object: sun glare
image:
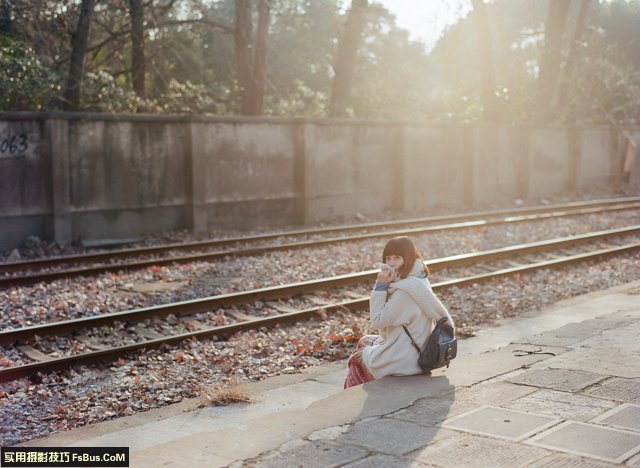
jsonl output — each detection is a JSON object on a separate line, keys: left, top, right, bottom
{"left": 374, "top": 0, "right": 472, "bottom": 50}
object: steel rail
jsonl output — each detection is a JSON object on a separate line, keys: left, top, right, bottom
{"left": 1, "top": 239, "right": 639, "bottom": 383}
{"left": 2, "top": 196, "right": 639, "bottom": 275}
{"left": 2, "top": 223, "right": 640, "bottom": 346}
{"left": 2, "top": 201, "right": 640, "bottom": 288}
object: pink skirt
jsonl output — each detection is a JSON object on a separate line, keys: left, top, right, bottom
{"left": 344, "top": 335, "right": 377, "bottom": 388}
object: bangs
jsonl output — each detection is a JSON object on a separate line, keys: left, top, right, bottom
{"left": 382, "top": 237, "right": 413, "bottom": 260}
{"left": 382, "top": 236, "right": 429, "bottom": 278}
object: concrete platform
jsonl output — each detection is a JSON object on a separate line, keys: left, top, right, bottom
{"left": 20, "top": 280, "right": 640, "bottom": 467}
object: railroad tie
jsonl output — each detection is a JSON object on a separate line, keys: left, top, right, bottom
{"left": 343, "top": 291, "right": 364, "bottom": 299}
{"left": 268, "top": 304, "right": 299, "bottom": 314}
{"left": 181, "top": 318, "right": 206, "bottom": 331}
{"left": 75, "top": 334, "right": 108, "bottom": 351}
{"left": 16, "top": 345, "right": 54, "bottom": 362}
{"left": 133, "top": 325, "right": 164, "bottom": 340}
{"left": 309, "top": 296, "right": 330, "bottom": 305}
{"left": 225, "top": 310, "right": 255, "bottom": 322}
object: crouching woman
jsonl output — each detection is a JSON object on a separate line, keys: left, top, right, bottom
{"left": 344, "top": 236, "right": 453, "bottom": 388}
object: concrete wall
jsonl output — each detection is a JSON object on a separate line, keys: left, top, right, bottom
{"left": 0, "top": 118, "right": 50, "bottom": 249}
{"left": 404, "top": 126, "right": 471, "bottom": 210}
{"left": 472, "top": 126, "right": 523, "bottom": 202}
{"left": 578, "top": 128, "right": 617, "bottom": 189}
{"left": 0, "top": 112, "right": 636, "bottom": 251}
{"left": 191, "top": 121, "right": 299, "bottom": 229}
{"left": 68, "top": 120, "right": 191, "bottom": 240}
{"left": 620, "top": 128, "right": 640, "bottom": 187}
{"left": 303, "top": 123, "right": 400, "bottom": 220}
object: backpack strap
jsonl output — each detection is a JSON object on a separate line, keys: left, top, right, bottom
{"left": 401, "top": 325, "right": 421, "bottom": 355}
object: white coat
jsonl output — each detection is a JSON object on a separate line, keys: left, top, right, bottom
{"left": 361, "top": 259, "right": 453, "bottom": 379}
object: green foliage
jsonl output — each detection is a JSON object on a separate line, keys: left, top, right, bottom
{"left": 157, "top": 79, "right": 226, "bottom": 114}
{"left": 266, "top": 0, "right": 337, "bottom": 116}
{"left": 559, "top": 43, "right": 640, "bottom": 125}
{"left": 572, "top": 0, "right": 640, "bottom": 125}
{"left": 2, "top": 0, "right": 640, "bottom": 124}
{"left": 82, "top": 71, "right": 158, "bottom": 113}
{"left": 267, "top": 80, "right": 328, "bottom": 117}
{"left": 0, "top": 36, "right": 62, "bottom": 110}
{"left": 424, "top": 0, "right": 640, "bottom": 125}
{"left": 82, "top": 71, "right": 229, "bottom": 115}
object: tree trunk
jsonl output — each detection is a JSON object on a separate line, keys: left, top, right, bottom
{"left": 234, "top": 0, "right": 253, "bottom": 113}
{"left": 128, "top": 0, "right": 146, "bottom": 98}
{"left": 62, "top": 0, "right": 95, "bottom": 111}
{"left": 556, "top": 0, "right": 592, "bottom": 107}
{"left": 471, "top": 0, "right": 498, "bottom": 121}
{"left": 0, "top": 1, "right": 12, "bottom": 35}
{"left": 246, "top": 0, "right": 272, "bottom": 115}
{"left": 537, "top": 0, "right": 571, "bottom": 109}
{"left": 328, "top": 0, "right": 368, "bottom": 118}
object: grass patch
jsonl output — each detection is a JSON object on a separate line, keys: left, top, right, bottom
{"left": 197, "top": 382, "right": 252, "bottom": 408}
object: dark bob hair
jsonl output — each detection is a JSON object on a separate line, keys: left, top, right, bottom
{"left": 382, "top": 236, "right": 429, "bottom": 279}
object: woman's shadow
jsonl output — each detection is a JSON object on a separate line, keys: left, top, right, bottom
{"left": 328, "top": 372, "right": 456, "bottom": 466}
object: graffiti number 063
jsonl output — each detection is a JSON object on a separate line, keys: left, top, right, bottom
{"left": 0, "top": 134, "right": 29, "bottom": 155}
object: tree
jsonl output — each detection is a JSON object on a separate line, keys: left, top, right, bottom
{"left": 4, "top": 0, "right": 640, "bottom": 124}
{"left": 562, "top": 0, "right": 640, "bottom": 124}
{"left": 349, "top": 4, "right": 433, "bottom": 121}
{"left": 62, "top": 0, "right": 95, "bottom": 110}
{"left": 246, "top": 0, "right": 272, "bottom": 115}
{"left": 0, "top": 36, "right": 61, "bottom": 111}
{"left": 233, "top": 0, "right": 273, "bottom": 115}
{"left": 471, "top": 0, "right": 499, "bottom": 121}
{"left": 537, "top": 0, "right": 571, "bottom": 111}
{"left": 234, "top": 0, "right": 253, "bottom": 111}
{"left": 555, "top": 0, "right": 592, "bottom": 108}
{"left": 128, "top": 0, "right": 146, "bottom": 98}
{"left": 266, "top": 0, "right": 337, "bottom": 116}
{"left": 328, "top": 0, "right": 368, "bottom": 117}
{"left": 0, "top": 1, "right": 12, "bottom": 35}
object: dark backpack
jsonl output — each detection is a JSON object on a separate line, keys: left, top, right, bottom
{"left": 403, "top": 317, "right": 457, "bottom": 372}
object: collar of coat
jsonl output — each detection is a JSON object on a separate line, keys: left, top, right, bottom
{"left": 387, "top": 259, "right": 435, "bottom": 317}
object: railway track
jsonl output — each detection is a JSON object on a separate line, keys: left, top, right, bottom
{"left": 2, "top": 197, "right": 640, "bottom": 288}
{"left": 1, "top": 224, "right": 639, "bottom": 383}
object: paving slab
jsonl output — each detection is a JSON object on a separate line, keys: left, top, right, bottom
{"left": 528, "top": 452, "right": 620, "bottom": 467}
{"left": 407, "top": 433, "right": 550, "bottom": 467}
{"left": 248, "top": 440, "right": 369, "bottom": 468}
{"left": 341, "top": 454, "right": 427, "bottom": 468}
{"left": 439, "top": 405, "right": 561, "bottom": 441}
{"left": 325, "top": 418, "right": 441, "bottom": 456}
{"left": 526, "top": 421, "right": 640, "bottom": 464}
{"left": 390, "top": 381, "right": 536, "bottom": 426}
{"left": 512, "top": 293, "right": 639, "bottom": 349}
{"left": 583, "top": 377, "right": 640, "bottom": 404}
{"left": 503, "top": 389, "right": 618, "bottom": 421}
{"left": 592, "top": 404, "right": 640, "bottom": 432}
{"left": 533, "top": 319, "right": 640, "bottom": 379}
{"left": 507, "top": 368, "right": 608, "bottom": 392}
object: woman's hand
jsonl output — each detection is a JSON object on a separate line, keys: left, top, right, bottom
{"left": 377, "top": 268, "right": 394, "bottom": 284}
